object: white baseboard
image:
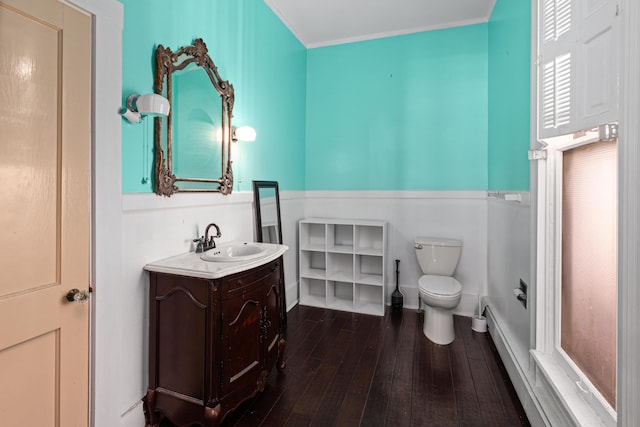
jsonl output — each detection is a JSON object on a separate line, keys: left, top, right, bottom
{"left": 120, "top": 399, "right": 145, "bottom": 427}
{"left": 287, "top": 300, "right": 299, "bottom": 312}
{"left": 485, "top": 305, "right": 549, "bottom": 427}
{"left": 285, "top": 281, "right": 298, "bottom": 312}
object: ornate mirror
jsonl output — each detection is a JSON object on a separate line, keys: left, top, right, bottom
{"left": 154, "top": 38, "right": 234, "bottom": 196}
{"left": 252, "top": 181, "right": 283, "bottom": 244}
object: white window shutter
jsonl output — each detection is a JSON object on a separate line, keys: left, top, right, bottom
{"left": 543, "top": 0, "right": 571, "bottom": 43}
{"left": 538, "top": 0, "right": 620, "bottom": 139}
{"left": 542, "top": 53, "right": 572, "bottom": 130}
{"left": 539, "top": 0, "right": 575, "bottom": 138}
{"left": 542, "top": 60, "right": 556, "bottom": 128}
{"left": 579, "top": 0, "right": 619, "bottom": 125}
{"left": 554, "top": 53, "right": 572, "bottom": 127}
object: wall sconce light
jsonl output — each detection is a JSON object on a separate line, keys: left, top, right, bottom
{"left": 120, "top": 93, "right": 170, "bottom": 123}
{"left": 232, "top": 126, "right": 256, "bottom": 142}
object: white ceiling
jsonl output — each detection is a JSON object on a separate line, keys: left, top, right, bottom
{"left": 264, "top": 0, "right": 496, "bottom": 48}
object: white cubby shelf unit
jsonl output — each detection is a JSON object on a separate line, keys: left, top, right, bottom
{"left": 298, "top": 218, "right": 387, "bottom": 316}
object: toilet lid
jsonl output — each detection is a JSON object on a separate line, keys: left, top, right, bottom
{"left": 418, "top": 275, "right": 462, "bottom": 296}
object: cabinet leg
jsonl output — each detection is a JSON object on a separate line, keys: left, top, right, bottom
{"left": 277, "top": 338, "right": 286, "bottom": 371}
{"left": 142, "top": 390, "right": 160, "bottom": 427}
{"left": 204, "top": 404, "right": 221, "bottom": 427}
{"left": 257, "top": 370, "right": 270, "bottom": 392}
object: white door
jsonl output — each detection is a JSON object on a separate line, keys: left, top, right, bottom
{"left": 0, "top": 0, "right": 91, "bottom": 425}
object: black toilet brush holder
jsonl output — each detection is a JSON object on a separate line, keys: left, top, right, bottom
{"left": 391, "top": 259, "right": 404, "bottom": 311}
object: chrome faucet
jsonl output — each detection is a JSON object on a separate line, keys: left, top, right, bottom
{"left": 193, "top": 223, "right": 222, "bottom": 253}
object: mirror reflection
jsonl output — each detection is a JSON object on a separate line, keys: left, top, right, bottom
{"left": 253, "top": 181, "right": 283, "bottom": 244}
{"left": 154, "top": 38, "right": 234, "bottom": 196}
{"left": 171, "top": 64, "right": 223, "bottom": 185}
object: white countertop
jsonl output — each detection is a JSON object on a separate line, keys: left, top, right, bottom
{"left": 144, "top": 241, "right": 289, "bottom": 279}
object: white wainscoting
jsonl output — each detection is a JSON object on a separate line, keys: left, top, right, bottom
{"left": 485, "top": 193, "right": 551, "bottom": 426}
{"left": 486, "top": 193, "right": 531, "bottom": 367}
{"left": 303, "top": 190, "right": 489, "bottom": 316}
{"left": 111, "top": 189, "right": 531, "bottom": 424}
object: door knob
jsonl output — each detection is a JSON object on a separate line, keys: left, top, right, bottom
{"left": 66, "top": 288, "right": 90, "bottom": 304}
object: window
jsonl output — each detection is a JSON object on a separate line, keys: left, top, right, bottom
{"left": 533, "top": 126, "right": 617, "bottom": 426}
{"left": 535, "top": 0, "right": 620, "bottom": 422}
{"left": 561, "top": 138, "right": 617, "bottom": 408}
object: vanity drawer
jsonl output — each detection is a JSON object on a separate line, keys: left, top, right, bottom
{"left": 220, "top": 259, "right": 280, "bottom": 298}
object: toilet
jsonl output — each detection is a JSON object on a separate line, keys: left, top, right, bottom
{"left": 414, "top": 237, "right": 463, "bottom": 345}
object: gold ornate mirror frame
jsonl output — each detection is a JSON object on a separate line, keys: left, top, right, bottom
{"left": 154, "top": 38, "right": 234, "bottom": 196}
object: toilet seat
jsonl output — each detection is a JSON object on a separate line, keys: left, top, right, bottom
{"left": 418, "top": 275, "right": 462, "bottom": 297}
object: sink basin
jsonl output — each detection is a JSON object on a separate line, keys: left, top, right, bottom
{"left": 200, "top": 242, "right": 267, "bottom": 262}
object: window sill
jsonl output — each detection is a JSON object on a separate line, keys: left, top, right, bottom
{"left": 530, "top": 350, "right": 615, "bottom": 427}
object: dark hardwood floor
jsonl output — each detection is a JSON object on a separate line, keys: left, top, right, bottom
{"left": 167, "top": 305, "right": 530, "bottom": 426}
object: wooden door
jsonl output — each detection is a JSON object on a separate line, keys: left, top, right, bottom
{"left": 0, "top": 0, "right": 91, "bottom": 425}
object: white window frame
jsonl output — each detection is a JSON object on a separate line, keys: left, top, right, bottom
{"left": 617, "top": 2, "right": 640, "bottom": 425}
{"left": 533, "top": 0, "right": 622, "bottom": 422}
{"left": 530, "top": 1, "right": 640, "bottom": 425}
{"left": 532, "top": 126, "right": 617, "bottom": 427}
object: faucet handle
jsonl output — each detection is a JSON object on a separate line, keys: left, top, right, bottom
{"left": 193, "top": 236, "right": 206, "bottom": 253}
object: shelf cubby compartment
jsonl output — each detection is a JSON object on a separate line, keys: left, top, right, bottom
{"left": 327, "top": 252, "right": 354, "bottom": 282}
{"left": 355, "top": 225, "right": 384, "bottom": 256}
{"left": 300, "top": 222, "right": 326, "bottom": 251}
{"left": 327, "top": 281, "right": 354, "bottom": 312}
{"left": 354, "top": 283, "right": 384, "bottom": 316}
{"left": 327, "top": 224, "right": 354, "bottom": 253}
{"left": 355, "top": 254, "right": 383, "bottom": 286}
{"left": 299, "top": 278, "right": 327, "bottom": 308}
{"left": 300, "top": 250, "right": 326, "bottom": 280}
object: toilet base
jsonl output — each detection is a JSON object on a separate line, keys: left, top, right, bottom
{"left": 422, "top": 305, "right": 455, "bottom": 345}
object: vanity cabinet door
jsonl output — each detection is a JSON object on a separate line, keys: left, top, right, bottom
{"left": 146, "top": 273, "right": 213, "bottom": 426}
{"left": 220, "top": 281, "right": 263, "bottom": 402}
{"left": 263, "top": 262, "right": 282, "bottom": 369}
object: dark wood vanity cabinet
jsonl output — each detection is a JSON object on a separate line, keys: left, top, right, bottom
{"left": 143, "top": 257, "right": 286, "bottom": 427}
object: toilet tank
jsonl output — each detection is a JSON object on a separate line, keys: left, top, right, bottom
{"left": 414, "top": 237, "right": 462, "bottom": 276}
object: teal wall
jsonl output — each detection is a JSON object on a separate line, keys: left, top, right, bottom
{"left": 305, "top": 25, "right": 489, "bottom": 190}
{"left": 120, "top": 0, "right": 530, "bottom": 193}
{"left": 488, "top": 0, "right": 531, "bottom": 190}
{"left": 120, "top": 0, "right": 307, "bottom": 192}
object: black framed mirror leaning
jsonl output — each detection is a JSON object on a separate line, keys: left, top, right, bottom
{"left": 252, "top": 180, "right": 283, "bottom": 244}
{"left": 253, "top": 180, "right": 287, "bottom": 325}
{"left": 154, "top": 38, "right": 234, "bottom": 196}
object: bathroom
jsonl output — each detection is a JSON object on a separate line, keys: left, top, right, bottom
{"left": 109, "top": 0, "right": 638, "bottom": 425}
{"left": 4, "top": 0, "right": 637, "bottom": 426}
{"left": 113, "top": 0, "right": 531, "bottom": 424}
